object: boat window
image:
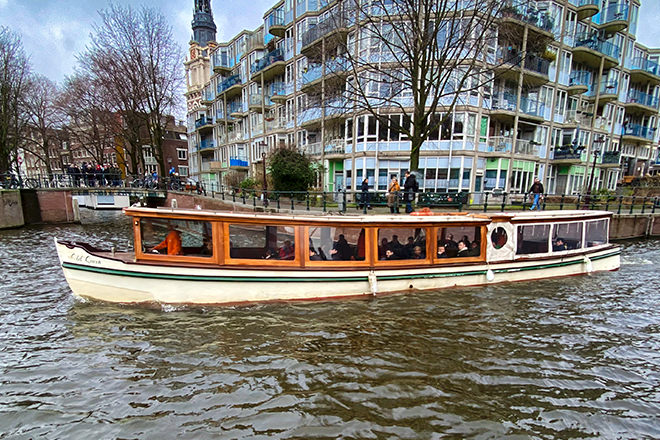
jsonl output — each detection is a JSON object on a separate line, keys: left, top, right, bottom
{"left": 229, "top": 224, "right": 296, "bottom": 260}
{"left": 585, "top": 219, "right": 608, "bottom": 247}
{"left": 141, "top": 219, "right": 213, "bottom": 257}
{"left": 307, "top": 227, "right": 366, "bottom": 261}
{"left": 378, "top": 227, "right": 427, "bottom": 260}
{"left": 552, "top": 222, "right": 583, "bottom": 251}
{"left": 491, "top": 227, "right": 507, "bottom": 250}
{"left": 437, "top": 226, "right": 481, "bottom": 258}
{"left": 516, "top": 225, "right": 550, "bottom": 255}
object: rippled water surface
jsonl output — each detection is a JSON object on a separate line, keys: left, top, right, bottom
{"left": 1, "top": 210, "right": 659, "bottom": 439}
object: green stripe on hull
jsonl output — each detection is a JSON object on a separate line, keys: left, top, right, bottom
{"left": 61, "top": 249, "right": 620, "bottom": 283}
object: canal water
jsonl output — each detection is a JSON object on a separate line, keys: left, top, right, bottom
{"left": 1, "top": 210, "right": 659, "bottom": 439}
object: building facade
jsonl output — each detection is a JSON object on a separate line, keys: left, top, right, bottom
{"left": 185, "top": 0, "right": 660, "bottom": 195}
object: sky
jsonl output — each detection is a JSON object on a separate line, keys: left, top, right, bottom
{"left": 1, "top": 0, "right": 660, "bottom": 84}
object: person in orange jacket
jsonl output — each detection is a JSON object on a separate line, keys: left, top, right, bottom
{"left": 151, "top": 224, "right": 182, "bottom": 255}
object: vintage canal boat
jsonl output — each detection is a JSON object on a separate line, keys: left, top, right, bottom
{"left": 55, "top": 207, "right": 620, "bottom": 306}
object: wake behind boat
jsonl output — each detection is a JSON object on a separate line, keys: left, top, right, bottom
{"left": 55, "top": 207, "right": 620, "bottom": 306}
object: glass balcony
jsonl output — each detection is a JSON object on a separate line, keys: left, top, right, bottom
{"left": 487, "top": 136, "right": 513, "bottom": 153}
{"left": 229, "top": 156, "right": 249, "bottom": 167}
{"left": 553, "top": 145, "right": 584, "bottom": 160}
{"left": 212, "top": 52, "right": 232, "bottom": 73}
{"left": 301, "top": 13, "right": 348, "bottom": 48}
{"left": 250, "top": 48, "right": 284, "bottom": 75}
{"left": 592, "top": 3, "right": 628, "bottom": 33}
{"left": 585, "top": 79, "right": 618, "bottom": 98}
{"left": 266, "top": 9, "right": 285, "bottom": 37}
{"left": 523, "top": 53, "right": 550, "bottom": 76}
{"left": 198, "top": 139, "right": 215, "bottom": 151}
{"left": 270, "top": 82, "right": 293, "bottom": 101}
{"left": 624, "top": 123, "right": 656, "bottom": 141}
{"left": 569, "top": 70, "right": 592, "bottom": 88}
{"left": 515, "top": 139, "right": 540, "bottom": 156}
{"left": 500, "top": 1, "right": 554, "bottom": 33}
{"left": 629, "top": 57, "right": 660, "bottom": 83}
{"left": 195, "top": 116, "right": 214, "bottom": 129}
{"left": 568, "top": 0, "right": 599, "bottom": 21}
{"left": 626, "top": 89, "right": 659, "bottom": 109}
{"left": 217, "top": 74, "right": 241, "bottom": 94}
{"left": 574, "top": 32, "right": 621, "bottom": 60}
{"left": 519, "top": 95, "right": 544, "bottom": 118}
{"left": 600, "top": 150, "right": 621, "bottom": 165}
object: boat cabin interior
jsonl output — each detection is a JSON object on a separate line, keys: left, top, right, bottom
{"left": 124, "top": 208, "right": 612, "bottom": 269}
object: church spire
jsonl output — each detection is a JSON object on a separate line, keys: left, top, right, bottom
{"left": 192, "top": 0, "right": 217, "bottom": 46}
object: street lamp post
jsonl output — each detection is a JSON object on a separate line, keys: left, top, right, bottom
{"left": 585, "top": 136, "right": 605, "bottom": 208}
{"left": 261, "top": 151, "right": 268, "bottom": 207}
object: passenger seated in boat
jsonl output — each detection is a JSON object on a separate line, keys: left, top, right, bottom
{"left": 151, "top": 224, "right": 182, "bottom": 255}
{"left": 309, "top": 248, "right": 322, "bottom": 261}
{"left": 330, "top": 234, "right": 353, "bottom": 260}
{"left": 553, "top": 238, "right": 568, "bottom": 251}
{"left": 278, "top": 240, "right": 295, "bottom": 260}
{"left": 382, "top": 249, "right": 401, "bottom": 260}
{"left": 389, "top": 235, "right": 404, "bottom": 251}
{"left": 200, "top": 235, "right": 213, "bottom": 256}
{"left": 379, "top": 238, "right": 390, "bottom": 259}
{"left": 456, "top": 240, "right": 470, "bottom": 257}
{"left": 443, "top": 234, "right": 458, "bottom": 250}
{"left": 461, "top": 235, "right": 471, "bottom": 247}
{"left": 411, "top": 245, "right": 425, "bottom": 259}
{"left": 469, "top": 241, "right": 480, "bottom": 256}
{"left": 437, "top": 244, "right": 448, "bottom": 258}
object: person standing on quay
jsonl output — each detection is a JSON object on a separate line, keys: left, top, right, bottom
{"left": 528, "top": 177, "right": 544, "bottom": 211}
{"left": 403, "top": 171, "right": 418, "bottom": 213}
{"left": 361, "top": 177, "right": 371, "bottom": 210}
{"left": 387, "top": 176, "right": 400, "bottom": 213}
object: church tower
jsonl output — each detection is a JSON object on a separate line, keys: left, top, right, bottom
{"left": 191, "top": 0, "right": 217, "bottom": 46}
{"left": 184, "top": 0, "right": 217, "bottom": 181}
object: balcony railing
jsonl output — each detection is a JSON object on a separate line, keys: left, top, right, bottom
{"left": 519, "top": 95, "right": 544, "bottom": 118}
{"left": 601, "top": 150, "right": 621, "bottom": 164}
{"left": 624, "top": 123, "right": 656, "bottom": 141}
{"left": 229, "top": 156, "right": 249, "bottom": 167}
{"left": 569, "top": 70, "right": 592, "bottom": 87}
{"left": 586, "top": 79, "right": 618, "bottom": 97}
{"left": 568, "top": 0, "right": 599, "bottom": 6}
{"left": 629, "top": 57, "right": 660, "bottom": 77}
{"left": 195, "top": 116, "right": 213, "bottom": 129}
{"left": 515, "top": 139, "right": 540, "bottom": 156}
{"left": 212, "top": 52, "right": 232, "bottom": 71}
{"left": 266, "top": 9, "right": 284, "bottom": 29}
{"left": 217, "top": 74, "right": 241, "bottom": 94}
{"left": 487, "top": 136, "right": 513, "bottom": 153}
{"left": 593, "top": 3, "right": 629, "bottom": 25}
{"left": 250, "top": 48, "right": 284, "bottom": 74}
{"left": 492, "top": 92, "right": 518, "bottom": 111}
{"left": 574, "top": 32, "right": 621, "bottom": 60}
{"left": 626, "top": 89, "right": 659, "bottom": 109}
{"left": 553, "top": 146, "right": 584, "bottom": 160}
{"left": 270, "top": 82, "right": 293, "bottom": 99}
{"left": 301, "top": 13, "right": 348, "bottom": 47}
{"left": 198, "top": 139, "right": 215, "bottom": 151}
{"left": 523, "top": 53, "right": 550, "bottom": 76}
{"left": 500, "top": 1, "right": 554, "bottom": 32}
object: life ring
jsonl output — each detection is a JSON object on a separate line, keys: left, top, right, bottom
{"left": 410, "top": 207, "right": 434, "bottom": 216}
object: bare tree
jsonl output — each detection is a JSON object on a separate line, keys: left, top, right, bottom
{"left": 59, "top": 73, "right": 119, "bottom": 166}
{"left": 22, "top": 74, "right": 65, "bottom": 179}
{"left": 307, "top": 0, "right": 540, "bottom": 172}
{"left": 0, "top": 26, "right": 31, "bottom": 175}
{"left": 79, "top": 4, "right": 184, "bottom": 176}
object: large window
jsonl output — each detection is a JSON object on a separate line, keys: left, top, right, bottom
{"left": 307, "top": 226, "right": 366, "bottom": 262}
{"left": 437, "top": 226, "right": 481, "bottom": 258}
{"left": 141, "top": 219, "right": 213, "bottom": 257}
{"left": 229, "top": 224, "right": 296, "bottom": 260}
{"left": 516, "top": 225, "right": 550, "bottom": 255}
{"left": 552, "top": 222, "right": 583, "bottom": 251}
{"left": 585, "top": 219, "right": 608, "bottom": 247}
{"left": 378, "top": 227, "right": 427, "bottom": 261}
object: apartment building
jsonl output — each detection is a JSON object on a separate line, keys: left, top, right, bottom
{"left": 185, "top": 0, "right": 660, "bottom": 195}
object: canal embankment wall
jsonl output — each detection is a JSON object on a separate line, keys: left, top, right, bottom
{"left": 1, "top": 189, "right": 79, "bottom": 229}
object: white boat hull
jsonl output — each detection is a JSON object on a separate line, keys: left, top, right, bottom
{"left": 55, "top": 240, "right": 620, "bottom": 306}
